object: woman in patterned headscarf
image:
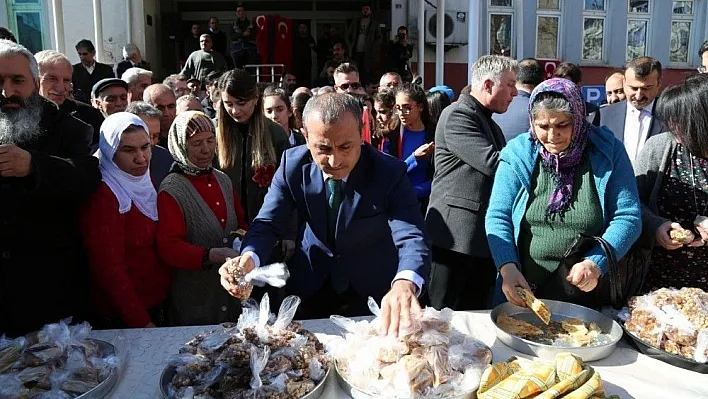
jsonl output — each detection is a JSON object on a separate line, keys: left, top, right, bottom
{"left": 485, "top": 78, "right": 641, "bottom": 306}
{"left": 156, "top": 111, "right": 248, "bottom": 326}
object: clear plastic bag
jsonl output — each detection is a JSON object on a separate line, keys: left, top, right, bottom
{"left": 309, "top": 358, "right": 325, "bottom": 382}
{"left": 0, "top": 335, "right": 25, "bottom": 373}
{"left": 249, "top": 346, "right": 270, "bottom": 391}
{"left": 273, "top": 296, "right": 301, "bottom": 331}
{"left": 245, "top": 262, "right": 290, "bottom": 288}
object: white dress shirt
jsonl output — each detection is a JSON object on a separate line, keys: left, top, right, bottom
{"left": 243, "top": 171, "right": 425, "bottom": 294}
{"left": 623, "top": 100, "right": 654, "bottom": 164}
{"left": 83, "top": 62, "right": 96, "bottom": 75}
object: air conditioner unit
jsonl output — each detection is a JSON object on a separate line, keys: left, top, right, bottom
{"left": 424, "top": 9, "right": 468, "bottom": 45}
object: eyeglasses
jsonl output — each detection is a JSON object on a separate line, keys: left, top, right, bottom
{"left": 336, "top": 82, "right": 362, "bottom": 91}
{"left": 394, "top": 105, "right": 416, "bottom": 115}
{"left": 699, "top": 66, "right": 708, "bottom": 74}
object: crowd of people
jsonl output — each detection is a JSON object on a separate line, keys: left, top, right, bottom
{"left": 1, "top": 18, "right": 708, "bottom": 342}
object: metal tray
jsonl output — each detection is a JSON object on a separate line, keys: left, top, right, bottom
{"left": 490, "top": 299, "right": 623, "bottom": 362}
{"left": 334, "top": 348, "right": 491, "bottom": 399}
{"left": 622, "top": 324, "right": 708, "bottom": 374}
{"left": 76, "top": 339, "right": 119, "bottom": 399}
{"left": 159, "top": 363, "right": 331, "bottom": 399}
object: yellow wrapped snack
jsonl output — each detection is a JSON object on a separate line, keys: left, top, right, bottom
{"left": 478, "top": 353, "right": 619, "bottom": 399}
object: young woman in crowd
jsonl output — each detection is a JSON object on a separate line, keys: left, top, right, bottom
{"left": 635, "top": 74, "right": 708, "bottom": 292}
{"left": 486, "top": 78, "right": 641, "bottom": 307}
{"left": 390, "top": 83, "right": 435, "bottom": 211}
{"left": 157, "top": 111, "right": 248, "bottom": 326}
{"left": 262, "top": 85, "right": 306, "bottom": 147}
{"left": 216, "top": 69, "right": 290, "bottom": 223}
{"left": 371, "top": 89, "right": 399, "bottom": 151}
{"left": 82, "top": 113, "right": 170, "bottom": 329}
{"left": 427, "top": 89, "right": 452, "bottom": 127}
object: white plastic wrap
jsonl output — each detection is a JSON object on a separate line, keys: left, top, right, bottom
{"left": 332, "top": 297, "right": 490, "bottom": 398}
{"left": 245, "top": 262, "right": 290, "bottom": 288}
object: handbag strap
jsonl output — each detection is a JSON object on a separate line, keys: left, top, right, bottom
{"left": 579, "top": 233, "right": 622, "bottom": 306}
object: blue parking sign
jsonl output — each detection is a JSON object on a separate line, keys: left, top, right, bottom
{"left": 582, "top": 86, "right": 606, "bottom": 106}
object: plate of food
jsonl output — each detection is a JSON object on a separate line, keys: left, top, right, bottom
{"left": 491, "top": 289, "right": 623, "bottom": 361}
{"left": 331, "top": 298, "right": 492, "bottom": 399}
{"left": 0, "top": 319, "right": 120, "bottom": 399}
{"left": 160, "top": 294, "right": 331, "bottom": 399}
{"left": 622, "top": 287, "right": 708, "bottom": 374}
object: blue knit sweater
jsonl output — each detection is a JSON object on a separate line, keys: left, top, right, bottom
{"left": 485, "top": 126, "right": 642, "bottom": 302}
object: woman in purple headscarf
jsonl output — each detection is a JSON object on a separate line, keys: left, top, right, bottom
{"left": 485, "top": 78, "right": 641, "bottom": 306}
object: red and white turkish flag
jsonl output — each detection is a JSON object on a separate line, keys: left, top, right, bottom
{"left": 272, "top": 15, "right": 293, "bottom": 72}
{"left": 538, "top": 59, "right": 560, "bottom": 80}
{"left": 255, "top": 15, "right": 271, "bottom": 64}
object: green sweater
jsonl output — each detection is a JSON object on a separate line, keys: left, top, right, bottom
{"left": 517, "top": 154, "right": 604, "bottom": 288}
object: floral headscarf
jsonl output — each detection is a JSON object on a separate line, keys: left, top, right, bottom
{"left": 167, "top": 111, "right": 216, "bottom": 176}
{"left": 528, "top": 78, "right": 590, "bottom": 218}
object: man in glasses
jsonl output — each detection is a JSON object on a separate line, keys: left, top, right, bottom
{"left": 699, "top": 40, "right": 708, "bottom": 74}
{"left": 333, "top": 62, "right": 366, "bottom": 95}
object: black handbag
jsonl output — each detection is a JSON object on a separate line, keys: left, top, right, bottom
{"left": 537, "top": 233, "right": 649, "bottom": 309}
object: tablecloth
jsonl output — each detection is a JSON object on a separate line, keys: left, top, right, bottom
{"left": 90, "top": 310, "right": 708, "bottom": 399}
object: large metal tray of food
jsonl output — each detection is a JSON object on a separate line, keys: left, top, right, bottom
{"left": 491, "top": 299, "right": 623, "bottom": 362}
{"left": 622, "top": 324, "right": 708, "bottom": 374}
{"left": 335, "top": 358, "right": 483, "bottom": 399}
{"left": 160, "top": 363, "right": 331, "bottom": 399}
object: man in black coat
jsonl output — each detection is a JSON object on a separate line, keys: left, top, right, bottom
{"left": 35, "top": 49, "right": 104, "bottom": 149}
{"left": 0, "top": 40, "right": 101, "bottom": 337}
{"left": 425, "top": 55, "right": 518, "bottom": 311}
{"left": 71, "top": 39, "right": 115, "bottom": 104}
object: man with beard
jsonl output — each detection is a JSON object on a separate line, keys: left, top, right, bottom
{"left": 35, "top": 50, "right": 103, "bottom": 148}
{"left": 91, "top": 78, "right": 129, "bottom": 117}
{"left": 144, "top": 83, "right": 177, "bottom": 147}
{"left": 0, "top": 40, "right": 101, "bottom": 337}
{"left": 598, "top": 56, "right": 666, "bottom": 165}
{"left": 281, "top": 73, "right": 298, "bottom": 96}
{"left": 345, "top": 5, "right": 382, "bottom": 85}
{"left": 71, "top": 39, "right": 115, "bottom": 104}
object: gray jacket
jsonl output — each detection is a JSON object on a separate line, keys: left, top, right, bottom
{"left": 426, "top": 93, "right": 506, "bottom": 257}
{"left": 634, "top": 132, "right": 676, "bottom": 247}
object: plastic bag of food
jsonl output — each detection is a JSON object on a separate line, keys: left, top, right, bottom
{"left": 249, "top": 346, "right": 270, "bottom": 391}
{"left": 309, "top": 358, "right": 326, "bottom": 383}
{"left": 273, "top": 296, "right": 301, "bottom": 331}
{"left": 426, "top": 346, "right": 451, "bottom": 387}
{"left": 245, "top": 262, "right": 290, "bottom": 288}
{"left": 224, "top": 258, "right": 255, "bottom": 300}
{"left": 448, "top": 337, "right": 491, "bottom": 372}
{"left": 695, "top": 330, "right": 708, "bottom": 363}
{"left": 65, "top": 347, "right": 97, "bottom": 383}
{"left": 196, "top": 328, "right": 234, "bottom": 355}
{"left": 237, "top": 298, "right": 261, "bottom": 331}
{"left": 416, "top": 329, "right": 450, "bottom": 347}
{"left": 90, "top": 354, "right": 120, "bottom": 382}
{"left": 375, "top": 336, "right": 410, "bottom": 363}
{"left": 0, "top": 335, "right": 25, "bottom": 373}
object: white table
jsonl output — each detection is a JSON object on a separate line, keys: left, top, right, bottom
{"left": 91, "top": 311, "right": 708, "bottom": 399}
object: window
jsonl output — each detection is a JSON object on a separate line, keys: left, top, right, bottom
{"left": 581, "top": 0, "right": 605, "bottom": 62}
{"left": 488, "top": 0, "right": 514, "bottom": 57}
{"left": 536, "top": 0, "right": 561, "bottom": 59}
{"left": 670, "top": 1, "right": 694, "bottom": 64}
{"left": 5, "top": 0, "right": 46, "bottom": 54}
{"left": 626, "top": 0, "right": 651, "bottom": 60}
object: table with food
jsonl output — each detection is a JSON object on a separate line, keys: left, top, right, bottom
{"left": 2, "top": 287, "right": 708, "bottom": 399}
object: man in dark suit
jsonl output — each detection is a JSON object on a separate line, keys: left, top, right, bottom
{"left": 0, "top": 40, "right": 101, "bottom": 336}
{"left": 599, "top": 56, "right": 665, "bottom": 165}
{"left": 425, "top": 55, "right": 518, "bottom": 311}
{"left": 492, "top": 58, "right": 543, "bottom": 141}
{"left": 114, "top": 43, "right": 151, "bottom": 79}
{"left": 219, "top": 93, "right": 429, "bottom": 337}
{"left": 35, "top": 49, "right": 104, "bottom": 148}
{"left": 71, "top": 39, "right": 115, "bottom": 104}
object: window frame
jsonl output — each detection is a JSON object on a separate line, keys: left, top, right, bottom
{"left": 5, "top": 0, "right": 47, "bottom": 53}
{"left": 580, "top": 1, "right": 607, "bottom": 64}
{"left": 488, "top": 0, "right": 515, "bottom": 58}
{"left": 669, "top": 1, "right": 695, "bottom": 66}
{"left": 625, "top": 1, "right": 652, "bottom": 61}
{"left": 535, "top": 0, "right": 563, "bottom": 59}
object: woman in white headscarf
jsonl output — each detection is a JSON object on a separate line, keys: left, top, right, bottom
{"left": 81, "top": 112, "right": 171, "bottom": 329}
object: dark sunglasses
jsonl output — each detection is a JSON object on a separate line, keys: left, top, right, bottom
{"left": 337, "top": 82, "right": 362, "bottom": 91}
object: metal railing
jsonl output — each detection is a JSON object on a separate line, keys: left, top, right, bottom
{"left": 243, "top": 64, "right": 286, "bottom": 84}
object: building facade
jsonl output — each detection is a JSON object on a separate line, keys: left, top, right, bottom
{"left": 2, "top": 0, "right": 707, "bottom": 94}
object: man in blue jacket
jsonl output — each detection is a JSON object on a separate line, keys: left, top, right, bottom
{"left": 219, "top": 93, "right": 430, "bottom": 336}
